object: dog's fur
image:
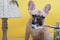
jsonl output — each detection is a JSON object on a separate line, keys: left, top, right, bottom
{"left": 25, "top": 1, "right": 52, "bottom": 40}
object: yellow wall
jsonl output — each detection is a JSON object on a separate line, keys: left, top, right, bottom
{"left": 0, "top": 0, "right": 60, "bottom": 38}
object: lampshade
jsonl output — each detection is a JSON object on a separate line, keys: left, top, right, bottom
{"left": 0, "top": 0, "right": 21, "bottom": 18}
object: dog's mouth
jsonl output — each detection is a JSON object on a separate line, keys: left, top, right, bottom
{"left": 32, "top": 15, "right": 45, "bottom": 26}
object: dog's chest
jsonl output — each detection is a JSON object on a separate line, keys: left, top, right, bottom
{"left": 31, "top": 26, "right": 44, "bottom": 37}
{"left": 31, "top": 29, "right": 40, "bottom": 37}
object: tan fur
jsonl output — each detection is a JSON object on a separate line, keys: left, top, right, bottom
{"left": 25, "top": 2, "right": 52, "bottom": 40}
{"left": 25, "top": 17, "right": 44, "bottom": 40}
{"left": 25, "top": 15, "right": 53, "bottom": 40}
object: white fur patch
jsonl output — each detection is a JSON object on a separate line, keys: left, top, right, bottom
{"left": 35, "top": 27, "right": 44, "bottom": 29}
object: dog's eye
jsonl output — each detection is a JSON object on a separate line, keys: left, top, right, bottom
{"left": 42, "top": 16, "right": 45, "bottom": 19}
{"left": 40, "top": 16, "right": 45, "bottom": 19}
{"left": 32, "top": 15, "right": 36, "bottom": 18}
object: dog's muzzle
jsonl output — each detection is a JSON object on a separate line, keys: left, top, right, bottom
{"left": 32, "top": 15, "right": 45, "bottom": 26}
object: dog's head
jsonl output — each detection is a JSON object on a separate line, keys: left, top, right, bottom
{"left": 28, "top": 1, "right": 51, "bottom": 26}
{"left": 31, "top": 9, "right": 48, "bottom": 26}
{"left": 32, "top": 15, "right": 45, "bottom": 26}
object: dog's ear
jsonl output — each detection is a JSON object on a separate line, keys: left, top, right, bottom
{"left": 40, "top": 4, "right": 51, "bottom": 17}
{"left": 28, "top": 1, "right": 35, "bottom": 11}
{"left": 28, "top": 1, "right": 36, "bottom": 15}
{"left": 43, "top": 4, "right": 51, "bottom": 14}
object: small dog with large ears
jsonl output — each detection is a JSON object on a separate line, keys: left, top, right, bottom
{"left": 25, "top": 0, "right": 53, "bottom": 40}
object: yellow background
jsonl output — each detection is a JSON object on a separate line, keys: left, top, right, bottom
{"left": 0, "top": 0, "right": 60, "bottom": 38}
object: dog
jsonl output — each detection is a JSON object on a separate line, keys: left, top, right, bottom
{"left": 25, "top": 1, "right": 53, "bottom": 40}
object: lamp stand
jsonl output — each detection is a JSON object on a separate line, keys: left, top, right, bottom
{"left": 2, "top": 18, "right": 8, "bottom": 40}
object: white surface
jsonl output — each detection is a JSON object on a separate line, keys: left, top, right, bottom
{"left": 0, "top": 0, "right": 21, "bottom": 18}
